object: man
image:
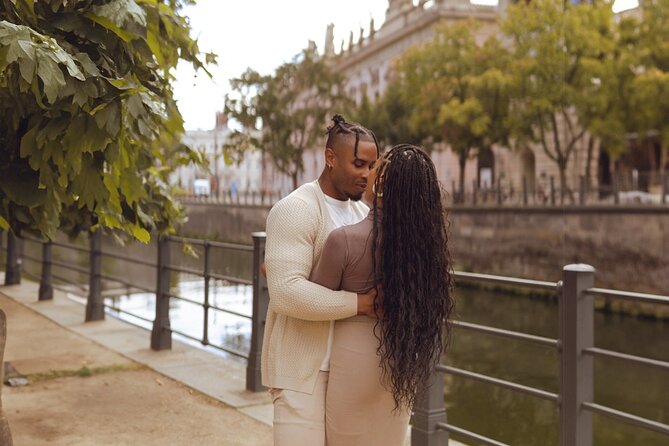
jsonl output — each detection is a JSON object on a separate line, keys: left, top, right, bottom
{"left": 262, "top": 115, "right": 381, "bottom": 445}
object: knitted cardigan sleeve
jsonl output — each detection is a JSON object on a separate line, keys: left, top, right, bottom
{"left": 265, "top": 196, "right": 358, "bottom": 321}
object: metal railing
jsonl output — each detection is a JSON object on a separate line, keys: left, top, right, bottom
{"left": 0, "top": 229, "right": 268, "bottom": 392}
{"left": 2, "top": 230, "right": 668, "bottom": 444}
{"left": 411, "top": 267, "right": 669, "bottom": 446}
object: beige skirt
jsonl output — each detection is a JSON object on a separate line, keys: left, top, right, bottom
{"left": 326, "top": 316, "right": 410, "bottom": 446}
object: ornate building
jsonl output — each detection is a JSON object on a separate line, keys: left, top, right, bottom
{"left": 294, "top": 0, "right": 644, "bottom": 202}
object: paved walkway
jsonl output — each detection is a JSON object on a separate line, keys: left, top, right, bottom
{"left": 0, "top": 278, "right": 273, "bottom": 445}
{"left": 1, "top": 277, "right": 464, "bottom": 446}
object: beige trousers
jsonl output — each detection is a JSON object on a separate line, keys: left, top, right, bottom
{"left": 326, "top": 317, "right": 410, "bottom": 446}
{"left": 270, "top": 371, "right": 328, "bottom": 446}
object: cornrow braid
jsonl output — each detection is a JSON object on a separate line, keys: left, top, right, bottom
{"left": 325, "top": 114, "right": 381, "bottom": 158}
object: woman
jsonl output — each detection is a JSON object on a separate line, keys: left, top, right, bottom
{"left": 310, "top": 144, "right": 455, "bottom": 445}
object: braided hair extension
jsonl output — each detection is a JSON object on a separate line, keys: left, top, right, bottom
{"left": 370, "top": 144, "right": 455, "bottom": 411}
{"left": 325, "top": 114, "right": 381, "bottom": 158}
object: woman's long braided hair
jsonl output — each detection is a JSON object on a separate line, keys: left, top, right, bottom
{"left": 370, "top": 144, "right": 455, "bottom": 411}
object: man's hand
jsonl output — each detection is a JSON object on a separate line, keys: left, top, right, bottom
{"left": 357, "top": 285, "right": 382, "bottom": 318}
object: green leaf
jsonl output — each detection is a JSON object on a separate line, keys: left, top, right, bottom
{"left": 0, "top": 215, "right": 9, "bottom": 231}
{"left": 131, "top": 226, "right": 150, "bottom": 243}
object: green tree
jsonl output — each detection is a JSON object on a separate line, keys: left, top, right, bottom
{"left": 0, "top": 0, "right": 213, "bottom": 241}
{"left": 629, "top": 0, "right": 669, "bottom": 176}
{"left": 225, "top": 43, "right": 349, "bottom": 190}
{"left": 395, "top": 21, "right": 512, "bottom": 198}
{"left": 502, "top": 0, "right": 614, "bottom": 199}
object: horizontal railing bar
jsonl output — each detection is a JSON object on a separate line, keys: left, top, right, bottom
{"left": 168, "top": 328, "right": 249, "bottom": 359}
{"left": 166, "top": 264, "right": 202, "bottom": 276}
{"left": 103, "top": 304, "right": 154, "bottom": 324}
{"left": 583, "top": 347, "right": 669, "bottom": 372}
{"left": 165, "top": 235, "right": 253, "bottom": 252}
{"left": 50, "top": 259, "right": 90, "bottom": 275}
{"left": 51, "top": 273, "right": 88, "bottom": 291}
{"left": 453, "top": 271, "right": 559, "bottom": 292}
{"left": 208, "top": 303, "right": 252, "bottom": 320}
{"left": 436, "top": 365, "right": 559, "bottom": 403}
{"left": 98, "top": 274, "right": 155, "bottom": 294}
{"left": 50, "top": 241, "right": 89, "bottom": 253}
{"left": 21, "top": 254, "right": 41, "bottom": 263}
{"left": 436, "top": 422, "right": 509, "bottom": 446}
{"left": 101, "top": 251, "right": 157, "bottom": 268}
{"left": 585, "top": 288, "right": 669, "bottom": 306}
{"left": 168, "top": 293, "right": 203, "bottom": 307}
{"left": 452, "top": 320, "right": 559, "bottom": 348}
{"left": 20, "top": 236, "right": 45, "bottom": 244}
{"left": 582, "top": 402, "right": 669, "bottom": 436}
{"left": 209, "top": 272, "right": 253, "bottom": 285}
{"left": 204, "top": 342, "right": 250, "bottom": 360}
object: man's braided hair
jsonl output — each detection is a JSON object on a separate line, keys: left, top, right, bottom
{"left": 325, "top": 114, "right": 381, "bottom": 158}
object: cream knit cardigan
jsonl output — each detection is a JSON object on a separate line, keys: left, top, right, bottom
{"left": 261, "top": 180, "right": 369, "bottom": 393}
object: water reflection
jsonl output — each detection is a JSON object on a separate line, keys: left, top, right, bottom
{"left": 446, "top": 288, "right": 669, "bottom": 446}
{"left": 105, "top": 277, "right": 253, "bottom": 359}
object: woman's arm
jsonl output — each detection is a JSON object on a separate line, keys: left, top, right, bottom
{"left": 310, "top": 227, "right": 347, "bottom": 291}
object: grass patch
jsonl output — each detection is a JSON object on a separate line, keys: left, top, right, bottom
{"left": 26, "top": 363, "right": 146, "bottom": 383}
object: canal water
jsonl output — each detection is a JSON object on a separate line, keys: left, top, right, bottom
{"left": 18, "top": 238, "right": 669, "bottom": 446}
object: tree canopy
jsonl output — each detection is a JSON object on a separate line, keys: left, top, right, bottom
{"left": 225, "top": 43, "right": 349, "bottom": 189}
{"left": 0, "top": 0, "right": 213, "bottom": 241}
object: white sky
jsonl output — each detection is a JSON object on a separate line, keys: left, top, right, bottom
{"left": 173, "top": 0, "right": 640, "bottom": 131}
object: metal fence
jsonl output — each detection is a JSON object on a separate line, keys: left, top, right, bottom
{"left": 1, "top": 230, "right": 668, "bottom": 445}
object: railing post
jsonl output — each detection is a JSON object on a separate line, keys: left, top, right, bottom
{"left": 38, "top": 241, "right": 53, "bottom": 301}
{"left": 550, "top": 176, "right": 556, "bottom": 206}
{"left": 4, "top": 231, "right": 21, "bottom": 286}
{"left": 86, "top": 230, "right": 104, "bottom": 321}
{"left": 579, "top": 176, "right": 586, "bottom": 206}
{"left": 496, "top": 178, "right": 502, "bottom": 206}
{"left": 202, "top": 241, "right": 211, "bottom": 346}
{"left": 411, "top": 369, "right": 448, "bottom": 446}
{"left": 662, "top": 172, "right": 667, "bottom": 205}
{"left": 246, "top": 232, "right": 268, "bottom": 392}
{"left": 560, "top": 264, "right": 595, "bottom": 446}
{"left": 152, "top": 236, "right": 172, "bottom": 350}
{"left": 472, "top": 180, "right": 477, "bottom": 206}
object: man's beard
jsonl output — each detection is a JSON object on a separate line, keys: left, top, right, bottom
{"left": 347, "top": 192, "right": 363, "bottom": 202}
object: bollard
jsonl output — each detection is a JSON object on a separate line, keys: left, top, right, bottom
{"left": 38, "top": 242, "right": 53, "bottom": 301}
{"left": 246, "top": 232, "right": 269, "bottom": 392}
{"left": 85, "top": 230, "right": 104, "bottom": 321}
{"left": 5, "top": 231, "right": 21, "bottom": 286}
{"left": 559, "top": 264, "right": 595, "bottom": 446}
{"left": 152, "top": 236, "right": 172, "bottom": 350}
{"left": 411, "top": 370, "right": 448, "bottom": 446}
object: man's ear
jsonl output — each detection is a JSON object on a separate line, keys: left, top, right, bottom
{"left": 325, "top": 147, "right": 336, "bottom": 168}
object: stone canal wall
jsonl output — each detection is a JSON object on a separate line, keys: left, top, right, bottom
{"left": 182, "top": 202, "right": 669, "bottom": 295}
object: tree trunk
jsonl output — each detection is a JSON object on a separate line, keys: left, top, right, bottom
{"left": 584, "top": 135, "right": 595, "bottom": 188}
{"left": 291, "top": 170, "right": 299, "bottom": 191}
{"left": 458, "top": 149, "right": 467, "bottom": 204}
{"left": 558, "top": 156, "right": 568, "bottom": 205}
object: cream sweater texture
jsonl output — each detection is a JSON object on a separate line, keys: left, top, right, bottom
{"left": 261, "top": 180, "right": 368, "bottom": 393}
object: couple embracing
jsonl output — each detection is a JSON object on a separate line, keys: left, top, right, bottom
{"left": 261, "top": 115, "right": 455, "bottom": 446}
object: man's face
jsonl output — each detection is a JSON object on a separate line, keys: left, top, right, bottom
{"left": 329, "top": 140, "right": 378, "bottom": 201}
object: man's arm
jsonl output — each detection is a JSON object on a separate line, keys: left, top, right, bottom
{"left": 265, "top": 197, "right": 360, "bottom": 321}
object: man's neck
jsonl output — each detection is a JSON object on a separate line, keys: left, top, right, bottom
{"left": 318, "top": 171, "right": 348, "bottom": 201}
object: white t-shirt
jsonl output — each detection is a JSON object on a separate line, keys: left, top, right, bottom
{"left": 319, "top": 193, "right": 363, "bottom": 371}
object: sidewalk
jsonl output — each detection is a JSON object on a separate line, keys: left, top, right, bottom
{"left": 0, "top": 278, "right": 273, "bottom": 446}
